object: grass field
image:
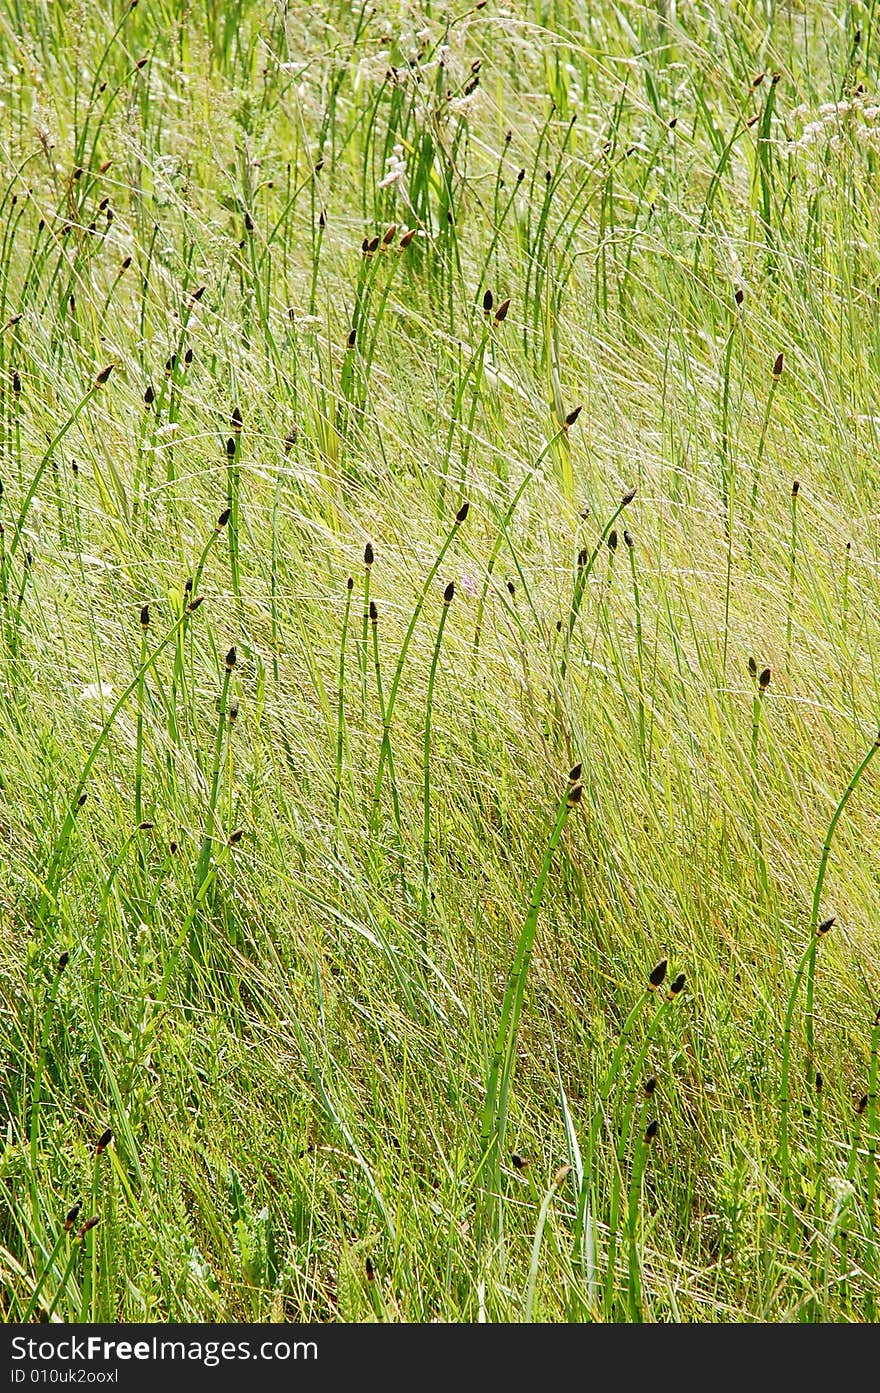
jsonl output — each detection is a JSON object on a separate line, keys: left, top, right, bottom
{"left": 2, "top": 0, "right": 880, "bottom": 1323}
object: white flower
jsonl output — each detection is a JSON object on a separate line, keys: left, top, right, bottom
{"left": 378, "top": 150, "right": 406, "bottom": 188}
{"left": 80, "top": 682, "right": 113, "bottom": 704}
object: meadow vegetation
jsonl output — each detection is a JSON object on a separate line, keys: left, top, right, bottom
{"left": 2, "top": 0, "right": 880, "bottom": 1321}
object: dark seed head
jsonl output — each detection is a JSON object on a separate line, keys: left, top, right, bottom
{"left": 621, "top": 488, "right": 636, "bottom": 505}
{"left": 364, "top": 542, "right": 374, "bottom": 566}
{"left": 759, "top": 667, "right": 771, "bottom": 691}
{"left": 217, "top": 507, "right": 231, "bottom": 529}
{"left": 140, "top": 604, "right": 150, "bottom": 628}
{"left": 226, "top": 437, "right": 236, "bottom": 458}
{"left": 187, "top": 596, "right": 204, "bottom": 612}
{"left": 624, "top": 529, "right": 634, "bottom": 549}
{"left": 244, "top": 210, "right": 254, "bottom": 232}
{"left": 506, "top": 579, "right": 515, "bottom": 595}
{"left": 138, "top": 821, "right": 154, "bottom": 831}
{"left": 564, "top": 405, "right": 582, "bottom": 429}
{"left": 494, "top": 298, "right": 511, "bottom": 324}
{"left": 644, "top": 1076, "right": 657, "bottom": 1095}
{"left": 607, "top": 529, "right": 618, "bottom": 552}
{"left": 366, "top": 235, "right": 380, "bottom": 253}
{"left": 857, "top": 1094, "right": 868, "bottom": 1115}
{"left": 64, "top": 1202, "right": 82, "bottom": 1231}
{"left": 643, "top": 1119, "right": 659, "bottom": 1143}
{"left": 12, "top": 370, "right": 21, "bottom": 394}
{"left": 817, "top": 916, "right": 835, "bottom": 936}
{"left": 483, "top": 289, "right": 494, "bottom": 314}
{"left": 568, "top": 763, "right": 583, "bottom": 783}
{"left": 77, "top": 793, "right": 88, "bottom": 807}
{"left": 144, "top": 384, "right": 154, "bottom": 406}
{"left": 225, "top": 646, "right": 237, "bottom": 670}
{"left": 815, "top": 1072, "right": 823, "bottom": 1093}
{"left": 94, "top": 364, "right": 114, "bottom": 386}
{"left": 347, "top": 328, "right": 357, "bottom": 349}
{"left": 382, "top": 224, "right": 397, "bottom": 245}
{"left": 510, "top": 1152, "right": 528, "bottom": 1169}
{"left": 231, "top": 406, "right": 243, "bottom": 432}
{"left": 399, "top": 228, "right": 415, "bottom": 247}
{"left": 773, "top": 352, "right": 784, "bottom": 378}
{"left": 365, "top": 1257, "right": 375, "bottom": 1280}
{"left": 347, "top": 576, "right": 354, "bottom": 591}
{"left": 228, "top": 700, "right": 239, "bottom": 722}
{"left": 57, "top": 951, "right": 69, "bottom": 973}
{"left": 667, "top": 972, "right": 686, "bottom": 997}
{"left": 369, "top": 600, "right": 378, "bottom": 623}
{"left": 455, "top": 501, "right": 470, "bottom": 524}
{"left": 566, "top": 783, "right": 584, "bottom": 807}
{"left": 792, "top": 480, "right": 800, "bottom": 496}
{"left": 748, "top": 656, "right": 757, "bottom": 677}
{"left": 229, "top": 828, "right": 244, "bottom": 845}
{"left": 443, "top": 581, "right": 455, "bottom": 604}
{"left": 78, "top": 1216, "right": 100, "bottom": 1239}
{"left": 96, "top": 1128, "right": 113, "bottom": 1154}
{"left": 649, "top": 959, "right": 668, "bottom": 989}
{"left": 577, "top": 547, "right": 588, "bottom": 568}
{"left": 735, "top": 287, "right": 744, "bottom": 305}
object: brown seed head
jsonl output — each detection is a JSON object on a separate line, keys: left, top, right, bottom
{"left": 225, "top": 646, "right": 237, "bottom": 670}
{"left": 94, "top": 364, "right": 114, "bottom": 386}
{"left": 773, "top": 352, "right": 784, "bottom": 378}
{"left": 96, "top": 1128, "right": 113, "bottom": 1155}
{"left": 443, "top": 581, "right": 455, "bottom": 605}
{"left": 217, "top": 507, "right": 231, "bottom": 529}
{"left": 57, "top": 951, "right": 69, "bottom": 973}
{"left": 78, "top": 1216, "right": 100, "bottom": 1239}
{"left": 364, "top": 542, "right": 374, "bottom": 566}
{"left": 649, "top": 959, "right": 668, "bottom": 990}
{"left": 494, "top": 298, "right": 511, "bottom": 324}
{"left": 817, "top": 916, "right": 835, "bottom": 936}
{"left": 643, "top": 1119, "right": 659, "bottom": 1143}
{"left": 759, "top": 667, "right": 771, "bottom": 691}
{"left": 140, "top": 604, "right": 150, "bottom": 628}
{"left": 456, "top": 501, "right": 470, "bottom": 524}
{"left": 564, "top": 405, "right": 582, "bottom": 429}
{"left": 667, "top": 972, "right": 686, "bottom": 998}
{"left": 64, "top": 1202, "right": 82, "bottom": 1232}
{"left": 568, "top": 762, "right": 583, "bottom": 783}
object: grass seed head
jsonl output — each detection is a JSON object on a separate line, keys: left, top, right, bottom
{"left": 644, "top": 1120, "right": 659, "bottom": 1143}
{"left": 815, "top": 1071, "right": 823, "bottom": 1093}
{"left": 748, "top": 656, "right": 757, "bottom": 677}
{"left": 494, "top": 298, "right": 511, "bottom": 324}
{"left": 649, "top": 959, "right": 668, "bottom": 990}
{"left": 624, "top": 529, "right": 634, "bottom": 549}
{"left": 566, "top": 782, "right": 584, "bottom": 807}
{"left": 231, "top": 406, "right": 243, "bottom": 432}
{"left": 347, "top": 576, "right": 354, "bottom": 591}
{"left": 144, "top": 384, "right": 154, "bottom": 406}
{"left": 456, "top": 501, "right": 470, "bottom": 524}
{"left": 568, "top": 762, "right": 583, "bottom": 783}
{"left": 57, "top": 950, "right": 69, "bottom": 972}
{"left": 96, "top": 1128, "right": 113, "bottom": 1155}
{"left": 225, "top": 646, "right": 237, "bottom": 670}
{"left": 773, "top": 352, "right": 784, "bottom": 378}
{"left": 483, "top": 289, "right": 494, "bottom": 315}
{"left": 369, "top": 600, "right": 378, "bottom": 624}
{"left": 817, "top": 916, "right": 835, "bottom": 936}
{"left": 564, "top": 404, "right": 582, "bottom": 429}
{"left": 64, "top": 1202, "right": 82, "bottom": 1232}
{"left": 622, "top": 488, "right": 636, "bottom": 505}
{"left": 667, "top": 972, "right": 686, "bottom": 998}
{"left": 644, "top": 1076, "right": 657, "bottom": 1095}
{"left": 78, "top": 1216, "right": 100, "bottom": 1240}
{"left": 94, "top": 364, "right": 114, "bottom": 386}
{"left": 792, "top": 480, "right": 800, "bottom": 496}
{"left": 217, "top": 507, "right": 231, "bottom": 529}
{"left": 607, "top": 529, "right": 618, "bottom": 552}
{"left": 443, "top": 581, "right": 455, "bottom": 604}
{"left": 364, "top": 542, "right": 374, "bottom": 566}
{"left": 759, "top": 667, "right": 771, "bottom": 691}
{"left": 857, "top": 1094, "right": 868, "bottom": 1115}
{"left": 226, "top": 437, "right": 236, "bottom": 458}
{"left": 735, "top": 287, "right": 744, "bottom": 305}
{"left": 140, "top": 604, "right": 150, "bottom": 628}
{"left": 229, "top": 828, "right": 244, "bottom": 845}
